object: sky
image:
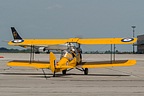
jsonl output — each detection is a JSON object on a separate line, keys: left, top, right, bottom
{"left": 0, "top": 0, "right": 144, "bottom": 51}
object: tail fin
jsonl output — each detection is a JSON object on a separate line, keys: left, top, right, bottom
{"left": 49, "top": 52, "right": 56, "bottom": 73}
{"left": 11, "top": 27, "right": 22, "bottom": 40}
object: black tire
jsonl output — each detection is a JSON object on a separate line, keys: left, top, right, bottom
{"left": 84, "top": 68, "right": 88, "bottom": 75}
{"left": 62, "top": 70, "right": 67, "bottom": 75}
{"left": 53, "top": 71, "right": 56, "bottom": 77}
{"left": 35, "top": 51, "right": 40, "bottom": 54}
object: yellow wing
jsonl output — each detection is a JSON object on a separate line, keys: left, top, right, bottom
{"left": 8, "top": 60, "right": 50, "bottom": 69}
{"left": 8, "top": 39, "right": 68, "bottom": 46}
{"left": 8, "top": 38, "right": 137, "bottom": 46}
{"left": 77, "top": 60, "right": 136, "bottom": 68}
{"left": 8, "top": 60, "right": 136, "bottom": 69}
{"left": 78, "top": 38, "right": 137, "bottom": 44}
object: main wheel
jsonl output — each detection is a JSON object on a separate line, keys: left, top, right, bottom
{"left": 62, "top": 70, "right": 67, "bottom": 75}
{"left": 84, "top": 68, "right": 88, "bottom": 75}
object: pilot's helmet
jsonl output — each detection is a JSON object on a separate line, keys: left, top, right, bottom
{"left": 71, "top": 48, "right": 75, "bottom": 51}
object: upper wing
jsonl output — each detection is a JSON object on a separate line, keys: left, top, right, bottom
{"left": 77, "top": 60, "right": 136, "bottom": 68}
{"left": 8, "top": 39, "right": 68, "bottom": 46}
{"left": 78, "top": 38, "right": 137, "bottom": 44}
{"left": 8, "top": 38, "right": 137, "bottom": 46}
{"left": 9, "top": 27, "right": 137, "bottom": 46}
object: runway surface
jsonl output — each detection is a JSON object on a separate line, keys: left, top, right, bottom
{"left": 0, "top": 53, "right": 144, "bottom": 96}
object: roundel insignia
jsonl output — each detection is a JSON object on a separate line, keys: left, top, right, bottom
{"left": 121, "top": 38, "right": 134, "bottom": 42}
{"left": 12, "top": 39, "right": 24, "bottom": 43}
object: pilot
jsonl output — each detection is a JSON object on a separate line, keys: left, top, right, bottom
{"left": 70, "top": 48, "right": 76, "bottom": 57}
{"left": 62, "top": 50, "right": 73, "bottom": 61}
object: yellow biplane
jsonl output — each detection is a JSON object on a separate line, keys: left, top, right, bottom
{"left": 7, "top": 27, "right": 137, "bottom": 77}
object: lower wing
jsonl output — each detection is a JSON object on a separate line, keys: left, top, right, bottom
{"left": 7, "top": 60, "right": 136, "bottom": 69}
{"left": 7, "top": 60, "right": 50, "bottom": 69}
{"left": 77, "top": 60, "right": 136, "bottom": 68}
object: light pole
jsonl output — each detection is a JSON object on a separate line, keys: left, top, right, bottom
{"left": 131, "top": 26, "right": 136, "bottom": 54}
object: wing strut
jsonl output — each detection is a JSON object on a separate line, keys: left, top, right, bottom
{"left": 110, "top": 44, "right": 112, "bottom": 63}
{"left": 113, "top": 44, "right": 116, "bottom": 61}
{"left": 110, "top": 44, "right": 116, "bottom": 63}
{"left": 30, "top": 45, "right": 35, "bottom": 63}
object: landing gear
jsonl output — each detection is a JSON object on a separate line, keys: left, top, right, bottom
{"left": 84, "top": 68, "right": 88, "bottom": 75}
{"left": 53, "top": 71, "right": 56, "bottom": 77}
{"left": 76, "top": 68, "right": 89, "bottom": 75}
{"left": 35, "top": 51, "right": 40, "bottom": 54}
{"left": 62, "top": 70, "right": 67, "bottom": 75}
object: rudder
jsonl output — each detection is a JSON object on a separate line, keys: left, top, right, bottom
{"left": 49, "top": 52, "right": 56, "bottom": 73}
{"left": 11, "top": 27, "right": 22, "bottom": 40}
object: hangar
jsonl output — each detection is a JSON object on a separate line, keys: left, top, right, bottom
{"left": 137, "top": 35, "right": 144, "bottom": 53}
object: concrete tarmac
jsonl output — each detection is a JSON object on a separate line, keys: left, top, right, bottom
{"left": 0, "top": 53, "right": 144, "bottom": 96}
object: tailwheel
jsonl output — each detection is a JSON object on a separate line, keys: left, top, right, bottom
{"left": 53, "top": 71, "right": 56, "bottom": 77}
{"left": 84, "top": 68, "right": 88, "bottom": 75}
{"left": 62, "top": 70, "right": 67, "bottom": 75}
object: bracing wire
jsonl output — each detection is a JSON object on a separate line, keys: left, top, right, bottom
{"left": 81, "top": 44, "right": 111, "bottom": 61}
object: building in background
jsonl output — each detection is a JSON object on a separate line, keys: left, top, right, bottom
{"left": 137, "top": 35, "right": 144, "bottom": 53}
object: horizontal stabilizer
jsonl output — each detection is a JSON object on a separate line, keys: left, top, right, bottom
{"left": 7, "top": 60, "right": 50, "bottom": 69}
{"left": 78, "top": 60, "right": 136, "bottom": 68}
